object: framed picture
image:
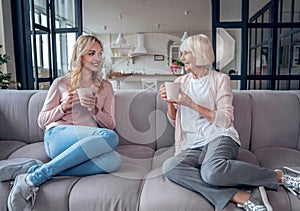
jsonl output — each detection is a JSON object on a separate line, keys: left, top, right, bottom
{"left": 154, "top": 54, "right": 164, "bottom": 61}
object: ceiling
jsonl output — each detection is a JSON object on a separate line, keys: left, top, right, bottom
{"left": 82, "top": 0, "right": 212, "bottom": 34}
{"left": 82, "top": 0, "right": 271, "bottom": 35}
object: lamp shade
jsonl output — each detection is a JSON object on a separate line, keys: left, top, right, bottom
{"left": 181, "top": 31, "right": 189, "bottom": 41}
{"left": 116, "top": 33, "right": 127, "bottom": 45}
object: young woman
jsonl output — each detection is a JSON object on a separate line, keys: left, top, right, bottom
{"left": 160, "top": 34, "right": 300, "bottom": 211}
{"left": 7, "top": 34, "right": 121, "bottom": 211}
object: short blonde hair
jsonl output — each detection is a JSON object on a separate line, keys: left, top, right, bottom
{"left": 69, "top": 34, "right": 103, "bottom": 92}
{"left": 180, "top": 34, "right": 215, "bottom": 66}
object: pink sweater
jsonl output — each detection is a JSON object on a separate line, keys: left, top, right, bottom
{"left": 38, "top": 75, "right": 115, "bottom": 130}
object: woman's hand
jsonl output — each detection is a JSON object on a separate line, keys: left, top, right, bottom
{"left": 160, "top": 83, "right": 177, "bottom": 120}
{"left": 159, "top": 83, "right": 167, "bottom": 101}
{"left": 175, "top": 89, "right": 215, "bottom": 122}
{"left": 61, "top": 92, "right": 79, "bottom": 113}
{"left": 160, "top": 83, "right": 178, "bottom": 104}
{"left": 174, "top": 89, "right": 196, "bottom": 109}
{"left": 78, "top": 91, "right": 97, "bottom": 114}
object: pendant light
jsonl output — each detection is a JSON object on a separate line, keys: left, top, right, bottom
{"left": 181, "top": 31, "right": 189, "bottom": 41}
{"left": 116, "top": 33, "right": 127, "bottom": 46}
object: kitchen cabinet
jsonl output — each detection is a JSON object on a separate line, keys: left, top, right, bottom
{"left": 109, "top": 73, "right": 183, "bottom": 90}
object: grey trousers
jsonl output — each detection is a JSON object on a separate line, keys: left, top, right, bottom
{"left": 162, "top": 136, "right": 279, "bottom": 211}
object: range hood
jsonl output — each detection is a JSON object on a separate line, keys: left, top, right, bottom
{"left": 132, "top": 33, "right": 147, "bottom": 55}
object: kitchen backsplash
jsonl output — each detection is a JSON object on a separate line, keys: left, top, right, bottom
{"left": 97, "top": 32, "right": 204, "bottom": 77}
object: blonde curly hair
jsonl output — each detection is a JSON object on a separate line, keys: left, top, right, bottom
{"left": 68, "top": 34, "right": 103, "bottom": 92}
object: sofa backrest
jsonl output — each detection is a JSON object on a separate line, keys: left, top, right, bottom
{"left": 0, "top": 90, "right": 44, "bottom": 143}
{"left": 232, "top": 91, "right": 252, "bottom": 149}
{"left": 155, "top": 93, "right": 175, "bottom": 149}
{"left": 247, "top": 90, "right": 300, "bottom": 151}
{"left": 0, "top": 89, "right": 299, "bottom": 153}
{"left": 114, "top": 89, "right": 158, "bottom": 149}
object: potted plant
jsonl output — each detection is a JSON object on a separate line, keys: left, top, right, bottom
{"left": 0, "top": 45, "right": 14, "bottom": 89}
{"left": 169, "top": 59, "right": 184, "bottom": 75}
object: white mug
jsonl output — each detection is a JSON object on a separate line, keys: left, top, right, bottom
{"left": 77, "top": 88, "right": 93, "bottom": 104}
{"left": 165, "top": 82, "right": 181, "bottom": 100}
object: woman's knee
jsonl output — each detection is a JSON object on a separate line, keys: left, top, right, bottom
{"left": 201, "top": 159, "right": 225, "bottom": 186}
{"left": 104, "top": 151, "right": 121, "bottom": 173}
{"left": 101, "top": 129, "right": 119, "bottom": 149}
{"left": 162, "top": 157, "right": 179, "bottom": 179}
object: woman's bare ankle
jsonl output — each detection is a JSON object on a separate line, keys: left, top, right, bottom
{"left": 231, "top": 190, "right": 250, "bottom": 205}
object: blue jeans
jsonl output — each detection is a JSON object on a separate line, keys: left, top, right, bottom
{"left": 28, "top": 125, "right": 121, "bottom": 187}
{"left": 162, "top": 136, "right": 278, "bottom": 211}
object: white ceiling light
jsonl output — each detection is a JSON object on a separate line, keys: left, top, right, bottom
{"left": 181, "top": 31, "right": 189, "bottom": 41}
{"left": 115, "top": 33, "right": 127, "bottom": 45}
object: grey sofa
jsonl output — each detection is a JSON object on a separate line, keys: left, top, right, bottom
{"left": 0, "top": 89, "right": 300, "bottom": 211}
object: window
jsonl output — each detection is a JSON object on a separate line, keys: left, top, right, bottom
{"left": 12, "top": 0, "right": 82, "bottom": 90}
{"left": 249, "top": 0, "right": 300, "bottom": 90}
{"left": 213, "top": 0, "right": 300, "bottom": 90}
{"left": 169, "top": 45, "right": 180, "bottom": 63}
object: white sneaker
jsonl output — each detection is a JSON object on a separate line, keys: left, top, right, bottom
{"left": 237, "top": 186, "right": 273, "bottom": 211}
{"left": 280, "top": 167, "right": 300, "bottom": 196}
{"left": 0, "top": 158, "right": 41, "bottom": 182}
{"left": 7, "top": 173, "right": 39, "bottom": 211}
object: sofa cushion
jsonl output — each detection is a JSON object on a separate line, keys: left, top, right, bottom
{"left": 152, "top": 147, "right": 175, "bottom": 170}
{"left": 69, "top": 144, "right": 155, "bottom": 211}
{"left": 8, "top": 142, "right": 50, "bottom": 163}
{"left": 70, "top": 174, "right": 143, "bottom": 211}
{"left": 114, "top": 90, "right": 157, "bottom": 149}
{"left": 0, "top": 140, "right": 26, "bottom": 159}
{"left": 236, "top": 148, "right": 259, "bottom": 165}
{"left": 140, "top": 173, "right": 214, "bottom": 211}
{"left": 293, "top": 91, "right": 300, "bottom": 150}
{"left": 249, "top": 91, "right": 300, "bottom": 151}
{"left": 115, "top": 145, "right": 154, "bottom": 179}
{"left": 0, "top": 181, "right": 10, "bottom": 211}
{"left": 223, "top": 187, "right": 291, "bottom": 211}
{"left": 0, "top": 90, "right": 37, "bottom": 143}
{"left": 29, "top": 177, "right": 80, "bottom": 211}
{"left": 232, "top": 91, "right": 252, "bottom": 149}
{"left": 155, "top": 94, "right": 175, "bottom": 149}
{"left": 254, "top": 147, "right": 300, "bottom": 169}
{"left": 28, "top": 91, "right": 47, "bottom": 143}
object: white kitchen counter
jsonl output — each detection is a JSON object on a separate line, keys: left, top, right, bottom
{"left": 108, "top": 73, "right": 182, "bottom": 90}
